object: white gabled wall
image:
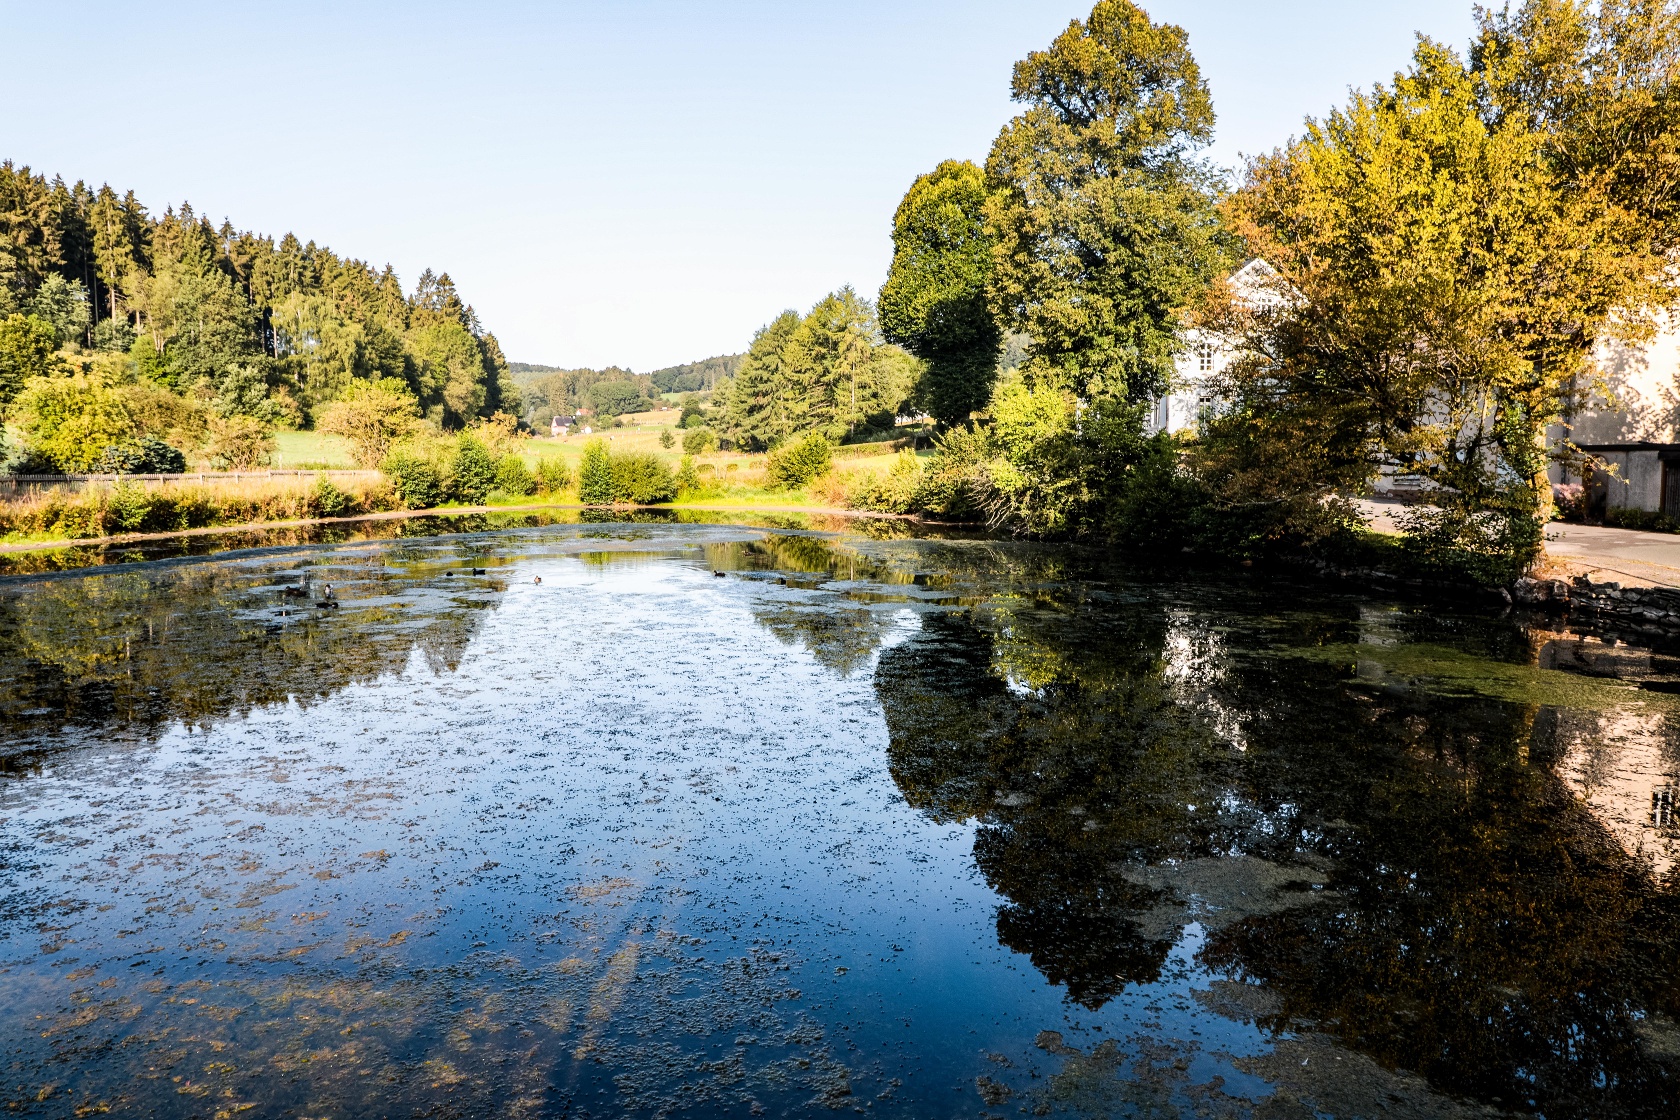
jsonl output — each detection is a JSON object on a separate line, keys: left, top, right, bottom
{"left": 1147, "top": 258, "right": 1283, "bottom": 437}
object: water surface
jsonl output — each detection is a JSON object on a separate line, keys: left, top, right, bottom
{"left": 1, "top": 523, "right": 1676, "bottom": 1118}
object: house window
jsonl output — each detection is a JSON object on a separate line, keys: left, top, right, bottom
{"left": 1195, "top": 342, "right": 1215, "bottom": 371}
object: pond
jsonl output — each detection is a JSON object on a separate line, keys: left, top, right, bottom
{"left": 0, "top": 521, "right": 1676, "bottom": 1119}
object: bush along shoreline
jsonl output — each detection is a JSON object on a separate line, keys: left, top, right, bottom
{"left": 0, "top": 431, "right": 824, "bottom": 545}
{"left": 0, "top": 419, "right": 1577, "bottom": 603}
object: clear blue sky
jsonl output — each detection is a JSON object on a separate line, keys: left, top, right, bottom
{"left": 1, "top": 1, "right": 1475, "bottom": 370}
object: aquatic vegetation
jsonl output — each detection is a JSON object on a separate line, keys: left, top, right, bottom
{"left": 0, "top": 527, "right": 1676, "bottom": 1117}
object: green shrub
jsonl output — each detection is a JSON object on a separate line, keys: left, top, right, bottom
{"left": 206, "top": 415, "right": 276, "bottom": 470}
{"left": 94, "top": 436, "right": 187, "bottom": 475}
{"left": 452, "top": 435, "right": 497, "bottom": 504}
{"left": 1396, "top": 505, "right": 1537, "bottom": 587}
{"left": 682, "top": 427, "right": 717, "bottom": 455}
{"left": 106, "top": 480, "right": 153, "bottom": 531}
{"left": 535, "top": 457, "right": 572, "bottom": 495}
{"left": 495, "top": 454, "right": 536, "bottom": 497}
{"left": 53, "top": 500, "right": 106, "bottom": 538}
{"left": 659, "top": 427, "right": 675, "bottom": 449}
{"left": 675, "top": 454, "right": 702, "bottom": 495}
{"left": 382, "top": 451, "right": 443, "bottom": 509}
{"left": 848, "top": 451, "right": 923, "bottom": 514}
{"left": 312, "top": 475, "right": 352, "bottom": 518}
{"left": 610, "top": 451, "right": 676, "bottom": 504}
{"left": 11, "top": 369, "right": 127, "bottom": 472}
{"left": 913, "top": 427, "right": 990, "bottom": 519}
{"left": 1603, "top": 506, "right": 1676, "bottom": 532}
{"left": 579, "top": 438, "right": 613, "bottom": 504}
{"left": 767, "top": 432, "right": 832, "bottom": 489}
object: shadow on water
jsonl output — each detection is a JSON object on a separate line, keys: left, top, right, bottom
{"left": 865, "top": 542, "right": 1680, "bottom": 1118}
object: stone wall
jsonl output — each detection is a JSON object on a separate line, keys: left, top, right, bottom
{"left": 1514, "top": 574, "right": 1680, "bottom": 637}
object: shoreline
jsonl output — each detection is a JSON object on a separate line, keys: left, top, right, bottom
{"left": 0, "top": 500, "right": 918, "bottom": 555}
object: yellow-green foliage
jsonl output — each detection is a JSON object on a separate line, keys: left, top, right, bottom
{"left": 494, "top": 454, "right": 536, "bottom": 497}
{"left": 12, "top": 374, "right": 132, "bottom": 472}
{"left": 609, "top": 451, "right": 676, "bottom": 504}
{"left": 845, "top": 450, "right": 924, "bottom": 514}
{"left": 315, "top": 378, "right": 421, "bottom": 467}
{"left": 534, "top": 457, "right": 572, "bottom": 495}
{"left": 766, "top": 432, "right": 833, "bottom": 489}
{"left": 0, "top": 475, "right": 398, "bottom": 542}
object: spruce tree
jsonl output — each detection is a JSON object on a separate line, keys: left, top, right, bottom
{"left": 578, "top": 437, "right": 614, "bottom": 503}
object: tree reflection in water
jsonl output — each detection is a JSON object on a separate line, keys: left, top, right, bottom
{"left": 3, "top": 529, "right": 1677, "bottom": 1116}
{"left": 0, "top": 539, "right": 508, "bottom": 752}
{"left": 870, "top": 558, "right": 1680, "bottom": 1118}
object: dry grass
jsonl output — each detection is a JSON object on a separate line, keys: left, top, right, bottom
{"left": 1, "top": 409, "right": 927, "bottom": 543}
{"left": 0, "top": 475, "right": 400, "bottom": 542}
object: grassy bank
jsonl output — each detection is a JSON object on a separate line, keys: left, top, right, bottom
{"left": 0, "top": 411, "right": 938, "bottom": 546}
{"left": 272, "top": 430, "right": 359, "bottom": 469}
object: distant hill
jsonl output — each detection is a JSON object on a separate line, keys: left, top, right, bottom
{"left": 647, "top": 353, "right": 744, "bottom": 394}
{"left": 508, "top": 362, "right": 566, "bottom": 386}
{"left": 510, "top": 354, "right": 743, "bottom": 392}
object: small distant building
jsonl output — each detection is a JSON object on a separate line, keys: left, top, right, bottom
{"left": 550, "top": 416, "right": 567, "bottom": 437}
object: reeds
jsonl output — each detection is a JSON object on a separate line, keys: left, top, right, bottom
{"left": 0, "top": 474, "right": 400, "bottom": 542}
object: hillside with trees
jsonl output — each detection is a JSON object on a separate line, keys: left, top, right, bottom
{"left": 0, "top": 162, "right": 516, "bottom": 472}
{"left": 514, "top": 353, "right": 743, "bottom": 428}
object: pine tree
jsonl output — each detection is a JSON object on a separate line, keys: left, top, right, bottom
{"left": 719, "top": 310, "right": 800, "bottom": 450}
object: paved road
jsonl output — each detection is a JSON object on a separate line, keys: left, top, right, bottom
{"left": 1356, "top": 498, "right": 1680, "bottom": 588}
{"left": 1540, "top": 522, "right": 1680, "bottom": 588}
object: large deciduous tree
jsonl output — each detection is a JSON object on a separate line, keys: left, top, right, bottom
{"left": 984, "top": 0, "right": 1232, "bottom": 405}
{"left": 11, "top": 373, "right": 132, "bottom": 472}
{"left": 972, "top": 0, "right": 1233, "bottom": 539}
{"left": 879, "top": 160, "right": 1000, "bottom": 426}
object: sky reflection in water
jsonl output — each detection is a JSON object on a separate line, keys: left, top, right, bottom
{"left": 0, "top": 524, "right": 1676, "bottom": 1119}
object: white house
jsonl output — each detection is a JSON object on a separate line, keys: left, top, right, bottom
{"left": 1147, "top": 258, "right": 1283, "bottom": 437}
{"left": 1150, "top": 258, "right": 1680, "bottom": 515}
